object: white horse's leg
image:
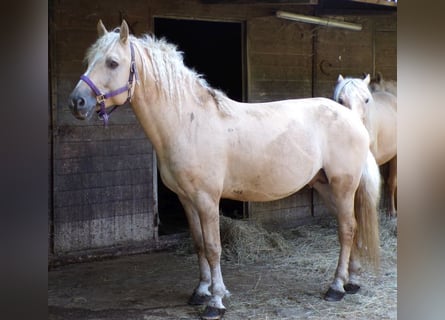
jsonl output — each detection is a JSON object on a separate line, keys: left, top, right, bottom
{"left": 387, "top": 156, "right": 397, "bottom": 217}
{"left": 178, "top": 196, "right": 212, "bottom": 305}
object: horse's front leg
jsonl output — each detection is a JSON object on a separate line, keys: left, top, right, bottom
{"left": 180, "top": 193, "right": 229, "bottom": 320}
{"left": 196, "top": 193, "right": 229, "bottom": 319}
{"left": 179, "top": 196, "right": 212, "bottom": 306}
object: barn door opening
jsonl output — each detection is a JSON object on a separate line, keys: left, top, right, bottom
{"left": 154, "top": 17, "right": 246, "bottom": 235}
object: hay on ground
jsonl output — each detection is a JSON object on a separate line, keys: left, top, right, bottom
{"left": 219, "top": 215, "right": 290, "bottom": 264}
{"left": 175, "top": 215, "right": 291, "bottom": 264}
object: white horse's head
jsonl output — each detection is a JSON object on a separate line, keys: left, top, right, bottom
{"left": 333, "top": 74, "right": 373, "bottom": 123}
{"left": 68, "top": 20, "right": 135, "bottom": 121}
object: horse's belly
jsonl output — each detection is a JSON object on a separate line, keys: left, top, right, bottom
{"left": 222, "top": 162, "right": 317, "bottom": 202}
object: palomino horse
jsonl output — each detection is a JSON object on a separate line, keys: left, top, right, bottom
{"left": 369, "top": 72, "right": 397, "bottom": 96}
{"left": 334, "top": 74, "right": 397, "bottom": 217}
{"left": 68, "top": 20, "right": 381, "bottom": 320}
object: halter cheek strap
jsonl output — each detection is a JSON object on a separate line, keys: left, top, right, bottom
{"left": 80, "top": 41, "right": 138, "bottom": 126}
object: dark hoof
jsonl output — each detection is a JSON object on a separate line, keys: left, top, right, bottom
{"left": 324, "top": 287, "right": 345, "bottom": 301}
{"left": 344, "top": 283, "right": 360, "bottom": 294}
{"left": 200, "top": 306, "right": 225, "bottom": 320}
{"left": 188, "top": 291, "right": 211, "bottom": 306}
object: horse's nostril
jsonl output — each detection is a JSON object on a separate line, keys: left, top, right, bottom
{"left": 77, "top": 97, "right": 86, "bottom": 107}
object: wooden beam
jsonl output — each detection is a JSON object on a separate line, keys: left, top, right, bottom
{"left": 349, "top": 0, "right": 397, "bottom": 7}
{"left": 201, "top": 0, "right": 318, "bottom": 4}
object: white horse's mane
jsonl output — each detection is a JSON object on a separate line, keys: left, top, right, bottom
{"left": 85, "top": 31, "right": 233, "bottom": 115}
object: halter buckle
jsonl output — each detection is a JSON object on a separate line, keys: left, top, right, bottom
{"left": 96, "top": 94, "right": 105, "bottom": 104}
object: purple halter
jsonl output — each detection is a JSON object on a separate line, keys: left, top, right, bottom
{"left": 80, "top": 41, "right": 138, "bottom": 126}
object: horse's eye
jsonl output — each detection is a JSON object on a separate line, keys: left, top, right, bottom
{"left": 338, "top": 98, "right": 343, "bottom": 104}
{"left": 365, "top": 98, "right": 370, "bottom": 104}
{"left": 106, "top": 59, "right": 119, "bottom": 69}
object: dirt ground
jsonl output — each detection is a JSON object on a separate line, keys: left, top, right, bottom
{"left": 48, "top": 216, "right": 397, "bottom": 320}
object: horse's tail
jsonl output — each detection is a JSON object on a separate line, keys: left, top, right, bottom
{"left": 354, "top": 150, "right": 381, "bottom": 272}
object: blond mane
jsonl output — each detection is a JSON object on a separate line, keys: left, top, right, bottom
{"left": 85, "top": 31, "right": 233, "bottom": 115}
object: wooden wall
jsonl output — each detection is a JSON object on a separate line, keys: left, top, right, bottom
{"left": 50, "top": 0, "right": 396, "bottom": 258}
{"left": 50, "top": 0, "right": 156, "bottom": 258}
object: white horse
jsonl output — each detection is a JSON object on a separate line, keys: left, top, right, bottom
{"left": 369, "top": 72, "right": 397, "bottom": 96}
{"left": 68, "top": 20, "right": 381, "bottom": 320}
{"left": 334, "top": 74, "right": 397, "bottom": 217}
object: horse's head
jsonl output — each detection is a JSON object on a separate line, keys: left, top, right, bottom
{"left": 68, "top": 20, "right": 136, "bottom": 122}
{"left": 369, "top": 72, "right": 384, "bottom": 92}
{"left": 334, "top": 74, "right": 373, "bottom": 122}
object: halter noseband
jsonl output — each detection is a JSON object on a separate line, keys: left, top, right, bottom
{"left": 80, "top": 41, "right": 138, "bottom": 126}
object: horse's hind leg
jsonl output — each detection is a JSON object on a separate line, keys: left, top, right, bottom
{"left": 387, "top": 156, "right": 397, "bottom": 217}
{"left": 344, "top": 241, "right": 362, "bottom": 294}
{"left": 178, "top": 196, "right": 212, "bottom": 306}
{"left": 314, "top": 178, "right": 358, "bottom": 301}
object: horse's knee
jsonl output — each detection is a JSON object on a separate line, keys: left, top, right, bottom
{"left": 204, "top": 242, "right": 222, "bottom": 262}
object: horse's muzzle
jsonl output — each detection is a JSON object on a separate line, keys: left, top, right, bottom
{"left": 68, "top": 92, "right": 96, "bottom": 120}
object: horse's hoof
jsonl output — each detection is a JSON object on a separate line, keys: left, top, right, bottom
{"left": 344, "top": 283, "right": 360, "bottom": 294}
{"left": 188, "top": 291, "right": 211, "bottom": 305}
{"left": 324, "top": 287, "right": 345, "bottom": 301}
{"left": 200, "top": 306, "right": 225, "bottom": 320}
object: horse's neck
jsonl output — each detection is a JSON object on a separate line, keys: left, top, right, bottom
{"left": 130, "top": 80, "right": 215, "bottom": 157}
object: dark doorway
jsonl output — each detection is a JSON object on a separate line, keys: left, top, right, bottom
{"left": 154, "top": 18, "right": 246, "bottom": 235}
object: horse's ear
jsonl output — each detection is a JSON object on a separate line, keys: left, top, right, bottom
{"left": 97, "top": 20, "right": 107, "bottom": 38}
{"left": 364, "top": 74, "right": 371, "bottom": 85}
{"left": 376, "top": 72, "right": 383, "bottom": 82}
{"left": 337, "top": 74, "right": 344, "bottom": 82}
{"left": 120, "top": 20, "right": 130, "bottom": 44}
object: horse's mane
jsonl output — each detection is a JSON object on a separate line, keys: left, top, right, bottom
{"left": 85, "top": 31, "right": 233, "bottom": 115}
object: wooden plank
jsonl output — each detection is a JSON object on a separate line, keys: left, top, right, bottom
{"left": 55, "top": 169, "right": 151, "bottom": 192}
{"left": 54, "top": 198, "right": 152, "bottom": 223}
{"left": 55, "top": 154, "right": 152, "bottom": 175}
{"left": 250, "top": 189, "right": 316, "bottom": 229}
{"left": 55, "top": 124, "right": 148, "bottom": 142}
{"left": 53, "top": 213, "right": 154, "bottom": 253}
{"left": 56, "top": 139, "right": 151, "bottom": 159}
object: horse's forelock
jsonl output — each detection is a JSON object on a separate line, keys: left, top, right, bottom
{"left": 340, "top": 78, "right": 371, "bottom": 104}
{"left": 350, "top": 79, "right": 372, "bottom": 102}
{"left": 85, "top": 33, "right": 116, "bottom": 65}
{"left": 84, "top": 32, "right": 128, "bottom": 65}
